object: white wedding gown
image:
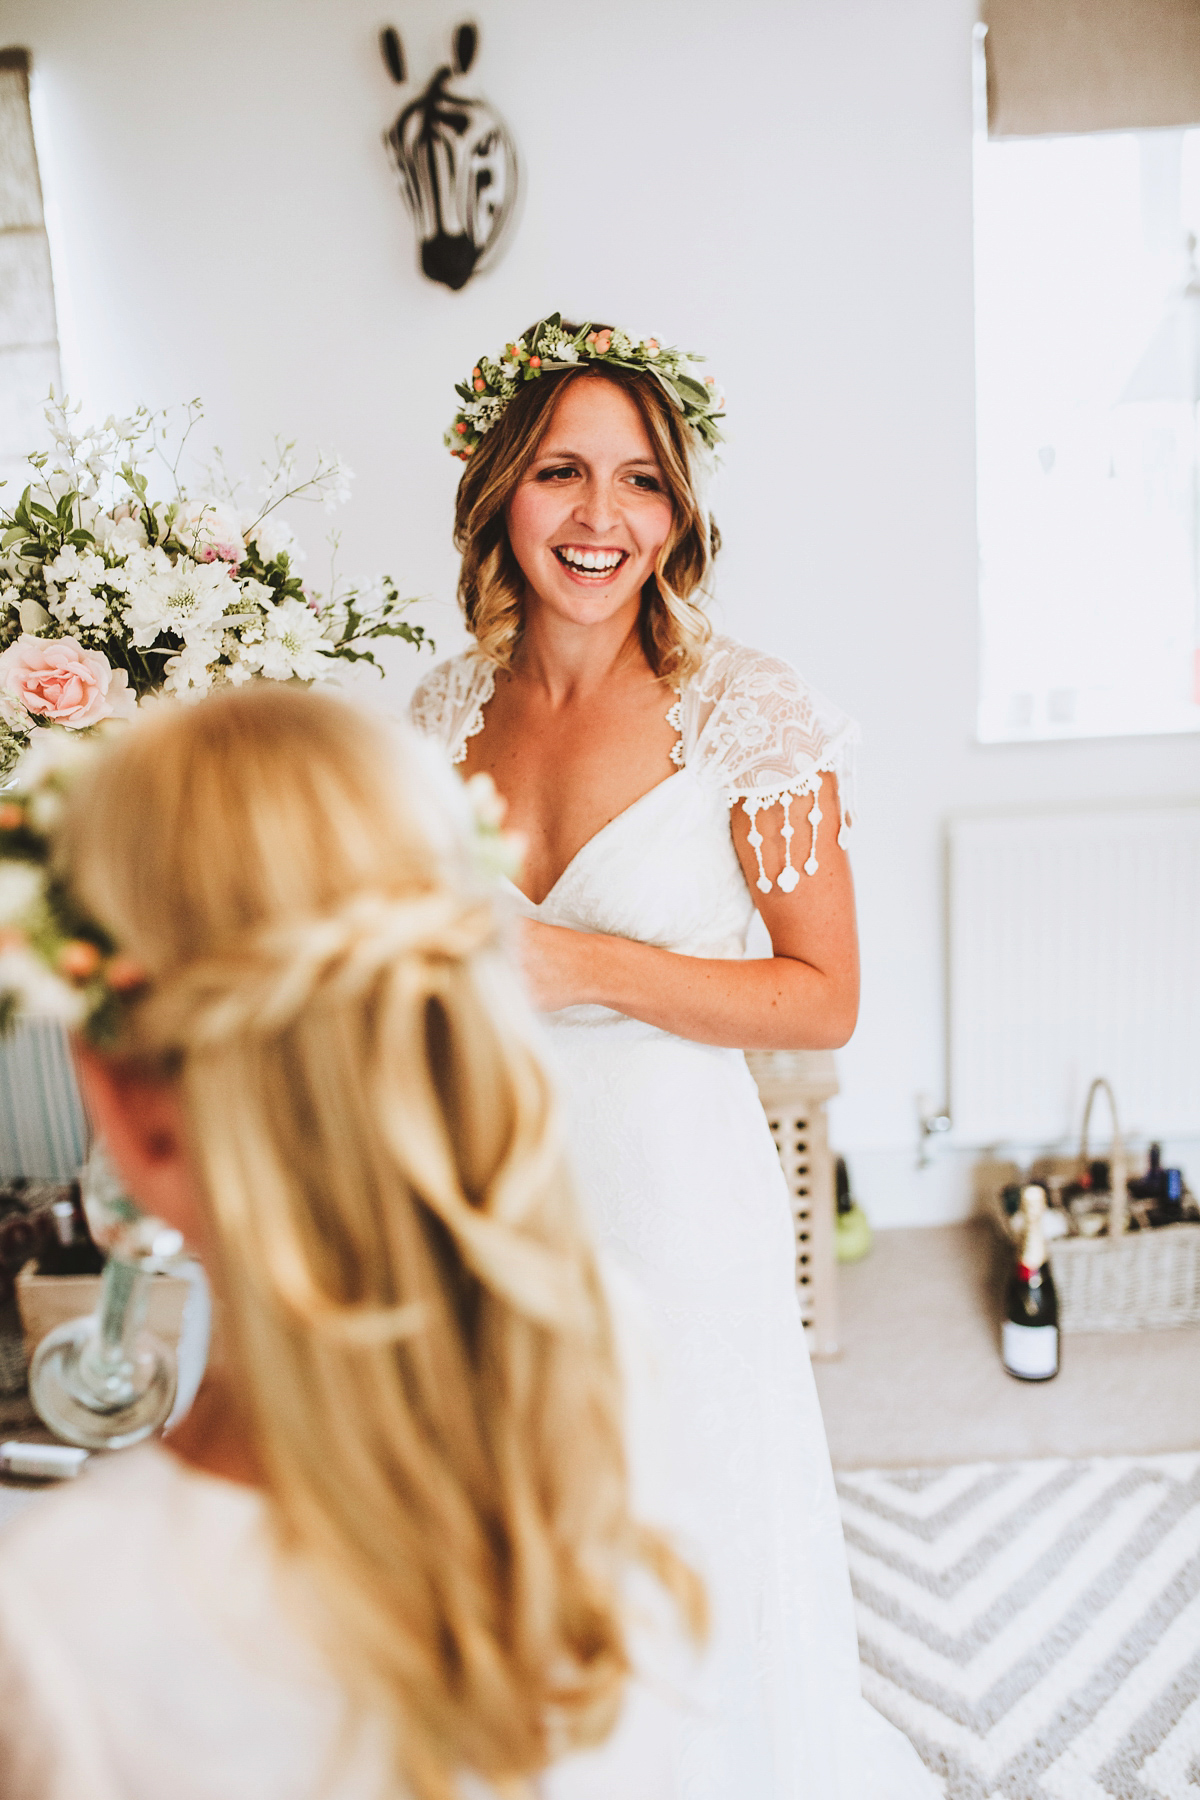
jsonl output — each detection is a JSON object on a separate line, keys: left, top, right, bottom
{"left": 412, "top": 636, "right": 937, "bottom": 1799}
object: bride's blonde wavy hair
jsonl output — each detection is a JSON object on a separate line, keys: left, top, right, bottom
{"left": 454, "top": 323, "right": 718, "bottom": 682}
{"left": 54, "top": 684, "right": 702, "bottom": 1800}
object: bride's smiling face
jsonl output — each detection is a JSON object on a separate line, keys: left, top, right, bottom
{"left": 505, "top": 376, "right": 675, "bottom": 629}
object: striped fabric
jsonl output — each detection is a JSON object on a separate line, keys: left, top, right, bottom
{"left": 840, "top": 1454, "right": 1200, "bottom": 1799}
{"left": 0, "top": 1022, "right": 88, "bottom": 1180}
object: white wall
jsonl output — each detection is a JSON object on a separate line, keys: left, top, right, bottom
{"left": 4, "top": 0, "right": 1198, "bottom": 1223}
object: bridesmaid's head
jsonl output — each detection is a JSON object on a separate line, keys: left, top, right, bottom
{"left": 55, "top": 685, "right": 704, "bottom": 1799}
{"left": 453, "top": 321, "right": 719, "bottom": 680}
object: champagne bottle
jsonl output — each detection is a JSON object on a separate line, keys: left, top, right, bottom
{"left": 37, "top": 1185, "right": 105, "bottom": 1278}
{"left": 1002, "top": 1184, "right": 1059, "bottom": 1382}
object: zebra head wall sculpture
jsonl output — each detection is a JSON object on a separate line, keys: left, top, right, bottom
{"left": 381, "top": 23, "right": 519, "bottom": 293}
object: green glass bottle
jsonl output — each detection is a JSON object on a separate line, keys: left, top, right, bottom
{"left": 1002, "top": 1185, "right": 1059, "bottom": 1382}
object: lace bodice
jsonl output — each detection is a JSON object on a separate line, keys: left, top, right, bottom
{"left": 409, "top": 634, "right": 858, "bottom": 894}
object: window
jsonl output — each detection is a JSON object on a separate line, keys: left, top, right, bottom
{"left": 974, "top": 14, "right": 1200, "bottom": 742}
{"left": 0, "top": 48, "right": 62, "bottom": 499}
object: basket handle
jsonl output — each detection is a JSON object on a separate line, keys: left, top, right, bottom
{"left": 1079, "top": 1076, "right": 1128, "bottom": 1238}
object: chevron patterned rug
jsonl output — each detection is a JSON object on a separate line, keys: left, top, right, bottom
{"left": 838, "top": 1454, "right": 1200, "bottom": 1800}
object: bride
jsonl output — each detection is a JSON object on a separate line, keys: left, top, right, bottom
{"left": 412, "top": 317, "right": 936, "bottom": 1798}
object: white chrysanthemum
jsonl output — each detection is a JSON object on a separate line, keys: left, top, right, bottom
{"left": 0, "top": 862, "right": 41, "bottom": 927}
{"left": 464, "top": 770, "right": 507, "bottom": 831}
{"left": 124, "top": 556, "right": 233, "bottom": 648}
{"left": 48, "top": 578, "right": 108, "bottom": 631}
{"left": 246, "top": 514, "right": 303, "bottom": 564}
{"left": 463, "top": 772, "right": 524, "bottom": 883}
{"left": 14, "top": 724, "right": 97, "bottom": 787}
{"left": 161, "top": 632, "right": 223, "bottom": 697}
{"left": 44, "top": 545, "right": 106, "bottom": 589}
{"left": 252, "top": 599, "right": 333, "bottom": 682}
{"left": 234, "top": 576, "right": 274, "bottom": 608}
{"left": 12, "top": 727, "right": 99, "bottom": 830}
{"left": 0, "top": 942, "right": 86, "bottom": 1028}
{"left": 102, "top": 513, "right": 150, "bottom": 556}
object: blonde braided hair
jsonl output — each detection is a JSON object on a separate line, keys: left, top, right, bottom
{"left": 54, "top": 684, "right": 702, "bottom": 1800}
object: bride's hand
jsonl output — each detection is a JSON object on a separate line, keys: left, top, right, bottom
{"left": 513, "top": 918, "right": 596, "bottom": 1012}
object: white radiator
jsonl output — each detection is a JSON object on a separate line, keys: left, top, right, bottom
{"left": 948, "top": 804, "right": 1200, "bottom": 1146}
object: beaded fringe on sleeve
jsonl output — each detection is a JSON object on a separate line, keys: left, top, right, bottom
{"left": 678, "top": 637, "right": 859, "bottom": 895}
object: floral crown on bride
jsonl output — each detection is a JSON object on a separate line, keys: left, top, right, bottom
{"left": 445, "top": 313, "right": 725, "bottom": 462}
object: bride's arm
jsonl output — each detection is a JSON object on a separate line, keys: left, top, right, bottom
{"left": 514, "top": 784, "right": 860, "bottom": 1051}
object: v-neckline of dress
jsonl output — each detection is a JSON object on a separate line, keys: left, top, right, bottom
{"left": 460, "top": 653, "right": 688, "bottom": 910}
{"left": 506, "top": 767, "right": 690, "bottom": 910}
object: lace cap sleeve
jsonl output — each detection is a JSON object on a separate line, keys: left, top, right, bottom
{"left": 682, "top": 637, "right": 859, "bottom": 893}
{"left": 409, "top": 652, "right": 496, "bottom": 766}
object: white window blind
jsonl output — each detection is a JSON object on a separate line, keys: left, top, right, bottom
{"left": 983, "top": 0, "right": 1200, "bottom": 139}
{"left": 0, "top": 47, "right": 62, "bottom": 498}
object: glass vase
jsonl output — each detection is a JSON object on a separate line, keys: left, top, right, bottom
{"left": 28, "top": 1144, "right": 184, "bottom": 1451}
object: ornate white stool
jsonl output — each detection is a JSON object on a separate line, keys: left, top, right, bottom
{"left": 744, "top": 1049, "right": 840, "bottom": 1359}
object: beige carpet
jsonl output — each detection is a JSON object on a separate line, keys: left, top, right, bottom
{"left": 814, "top": 1224, "right": 1200, "bottom": 1470}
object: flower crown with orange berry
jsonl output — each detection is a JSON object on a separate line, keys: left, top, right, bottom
{"left": 0, "top": 725, "right": 525, "bottom": 1048}
{"left": 445, "top": 313, "right": 725, "bottom": 462}
{"left": 0, "top": 728, "right": 146, "bottom": 1045}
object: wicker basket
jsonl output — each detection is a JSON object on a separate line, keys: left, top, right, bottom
{"left": 987, "top": 1078, "right": 1200, "bottom": 1335}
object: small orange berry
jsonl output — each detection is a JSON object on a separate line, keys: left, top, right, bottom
{"left": 59, "top": 940, "right": 102, "bottom": 982}
{"left": 473, "top": 377, "right": 486, "bottom": 392}
{"left": 0, "top": 802, "right": 23, "bottom": 830}
{"left": 106, "top": 954, "right": 147, "bottom": 993}
{"left": 455, "top": 420, "right": 467, "bottom": 434}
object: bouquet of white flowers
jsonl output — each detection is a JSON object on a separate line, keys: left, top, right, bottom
{"left": 0, "top": 396, "right": 428, "bottom": 775}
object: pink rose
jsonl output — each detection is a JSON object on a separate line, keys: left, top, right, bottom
{"left": 0, "top": 635, "right": 138, "bottom": 729}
